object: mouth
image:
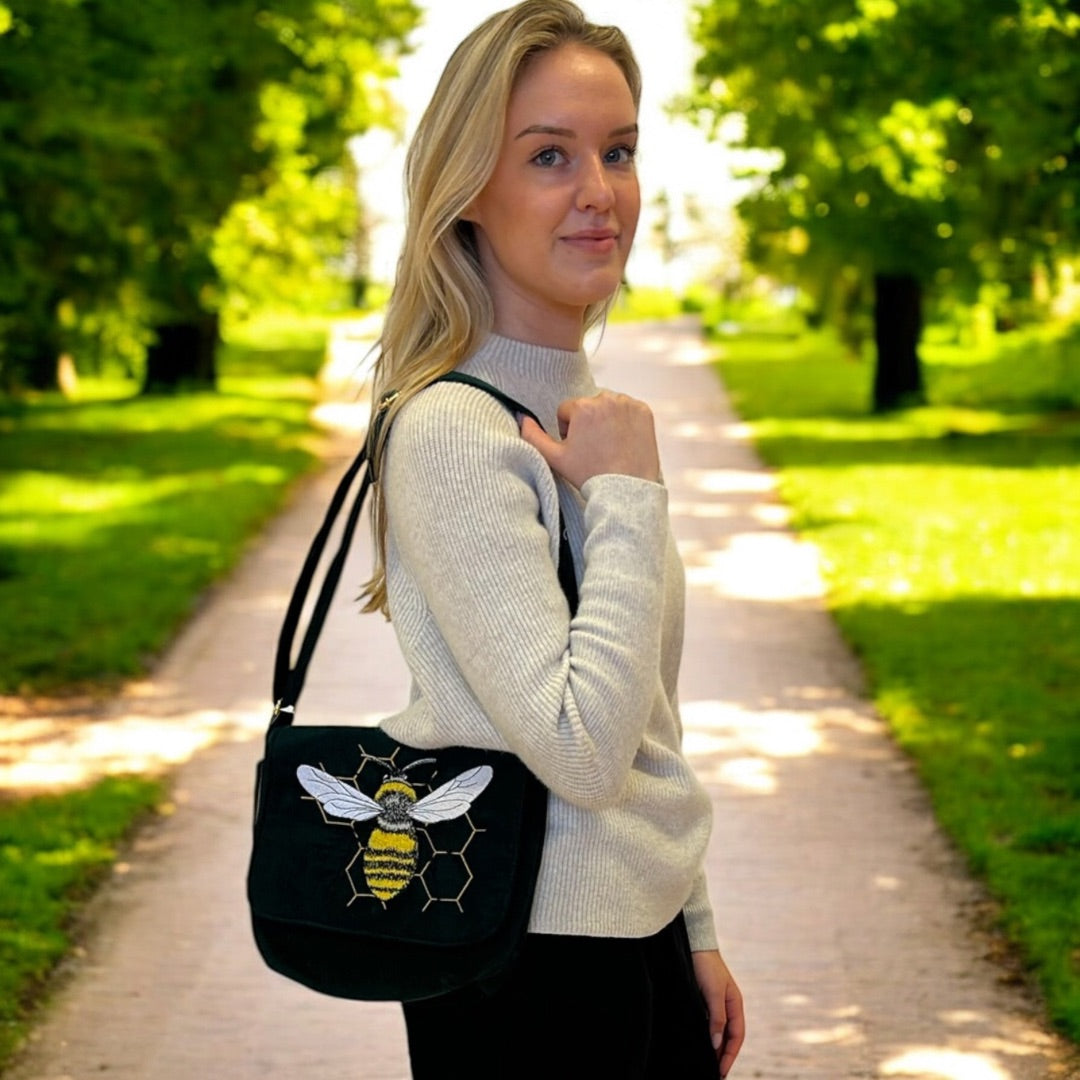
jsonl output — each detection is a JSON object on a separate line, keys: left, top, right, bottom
{"left": 562, "top": 229, "right": 619, "bottom": 254}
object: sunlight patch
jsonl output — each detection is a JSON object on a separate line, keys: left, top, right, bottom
{"left": 683, "top": 534, "right": 823, "bottom": 601}
{"left": 794, "top": 1021, "right": 863, "bottom": 1046}
{"left": 716, "top": 756, "right": 776, "bottom": 794}
{"left": 880, "top": 1048, "right": 1010, "bottom": 1080}
{"left": 684, "top": 467, "right": 774, "bottom": 495}
{"left": 680, "top": 700, "right": 823, "bottom": 759}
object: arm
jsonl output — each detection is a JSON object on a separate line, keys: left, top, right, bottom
{"left": 385, "top": 387, "right": 669, "bottom": 807}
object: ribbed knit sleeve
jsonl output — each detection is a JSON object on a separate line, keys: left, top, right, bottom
{"left": 683, "top": 872, "right": 718, "bottom": 952}
{"left": 384, "top": 384, "right": 668, "bottom": 809}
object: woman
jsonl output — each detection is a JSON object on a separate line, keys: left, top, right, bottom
{"left": 363, "top": 2, "right": 745, "bottom": 1076}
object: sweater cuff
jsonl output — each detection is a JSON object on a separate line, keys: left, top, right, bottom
{"left": 579, "top": 474, "right": 669, "bottom": 564}
{"left": 580, "top": 471, "right": 667, "bottom": 502}
{"left": 683, "top": 871, "right": 718, "bottom": 952}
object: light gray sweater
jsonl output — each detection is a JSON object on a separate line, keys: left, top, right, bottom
{"left": 380, "top": 333, "right": 717, "bottom": 951}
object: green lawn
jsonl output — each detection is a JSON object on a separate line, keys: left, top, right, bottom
{"left": 714, "top": 321, "right": 1080, "bottom": 1040}
{"left": 0, "top": 323, "right": 327, "bottom": 694}
{"left": 0, "top": 775, "right": 165, "bottom": 1064}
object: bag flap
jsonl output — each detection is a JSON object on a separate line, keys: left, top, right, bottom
{"left": 247, "top": 725, "right": 544, "bottom": 949}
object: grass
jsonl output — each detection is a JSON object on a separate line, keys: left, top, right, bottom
{"left": 713, "top": 320, "right": 1080, "bottom": 1040}
{"left": 0, "top": 775, "right": 165, "bottom": 1064}
{"left": 0, "top": 319, "right": 328, "bottom": 694}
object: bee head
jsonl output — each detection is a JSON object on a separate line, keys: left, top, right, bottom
{"left": 384, "top": 756, "right": 436, "bottom": 784}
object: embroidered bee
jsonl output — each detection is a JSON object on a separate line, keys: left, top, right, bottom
{"left": 296, "top": 760, "right": 493, "bottom": 902}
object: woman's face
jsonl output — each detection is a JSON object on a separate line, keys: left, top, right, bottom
{"left": 467, "top": 44, "right": 640, "bottom": 348}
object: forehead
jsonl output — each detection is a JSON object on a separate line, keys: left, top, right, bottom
{"left": 508, "top": 44, "right": 635, "bottom": 121}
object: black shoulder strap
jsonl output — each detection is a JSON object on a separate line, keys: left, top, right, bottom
{"left": 270, "top": 372, "right": 579, "bottom": 728}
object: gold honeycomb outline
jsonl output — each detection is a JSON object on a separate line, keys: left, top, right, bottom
{"left": 301, "top": 745, "right": 486, "bottom": 912}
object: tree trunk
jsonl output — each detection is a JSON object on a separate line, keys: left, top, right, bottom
{"left": 142, "top": 315, "right": 219, "bottom": 394}
{"left": 4, "top": 317, "right": 64, "bottom": 392}
{"left": 872, "top": 273, "right": 924, "bottom": 412}
{"left": 21, "top": 348, "right": 62, "bottom": 391}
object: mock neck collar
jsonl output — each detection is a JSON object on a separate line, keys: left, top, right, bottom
{"left": 468, "top": 332, "right": 587, "bottom": 382}
{"left": 456, "top": 333, "right": 596, "bottom": 435}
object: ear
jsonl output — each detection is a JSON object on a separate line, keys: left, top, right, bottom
{"left": 459, "top": 195, "right": 483, "bottom": 226}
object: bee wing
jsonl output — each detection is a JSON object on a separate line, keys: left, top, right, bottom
{"left": 411, "top": 764, "right": 494, "bottom": 824}
{"left": 297, "top": 764, "right": 381, "bottom": 822}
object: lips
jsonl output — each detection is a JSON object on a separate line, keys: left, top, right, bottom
{"left": 562, "top": 228, "right": 619, "bottom": 254}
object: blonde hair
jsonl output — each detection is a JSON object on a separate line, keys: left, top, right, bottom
{"left": 362, "top": 0, "right": 641, "bottom": 615}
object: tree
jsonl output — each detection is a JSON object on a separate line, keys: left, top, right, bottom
{"left": 691, "top": 0, "right": 1080, "bottom": 410}
{"left": 134, "top": 0, "right": 418, "bottom": 392}
{"left": 0, "top": 0, "right": 136, "bottom": 389}
{"left": 0, "top": 0, "right": 418, "bottom": 392}
{"left": 212, "top": 118, "right": 365, "bottom": 322}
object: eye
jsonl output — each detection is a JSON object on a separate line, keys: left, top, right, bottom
{"left": 605, "top": 144, "right": 637, "bottom": 166}
{"left": 531, "top": 146, "right": 566, "bottom": 168}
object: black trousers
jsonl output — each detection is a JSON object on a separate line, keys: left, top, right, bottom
{"left": 402, "top": 914, "right": 717, "bottom": 1080}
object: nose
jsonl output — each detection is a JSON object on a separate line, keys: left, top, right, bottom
{"left": 576, "top": 153, "right": 615, "bottom": 213}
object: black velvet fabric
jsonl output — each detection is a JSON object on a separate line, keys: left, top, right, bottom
{"left": 247, "top": 725, "right": 546, "bottom": 1001}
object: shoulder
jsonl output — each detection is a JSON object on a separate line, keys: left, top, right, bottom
{"left": 384, "top": 379, "right": 543, "bottom": 497}
{"left": 392, "top": 379, "right": 518, "bottom": 447}
{"left": 382, "top": 380, "right": 562, "bottom": 560}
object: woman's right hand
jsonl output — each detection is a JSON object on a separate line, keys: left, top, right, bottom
{"left": 519, "top": 391, "right": 661, "bottom": 489}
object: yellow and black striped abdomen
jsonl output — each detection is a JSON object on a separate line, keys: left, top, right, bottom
{"left": 363, "top": 826, "right": 419, "bottom": 901}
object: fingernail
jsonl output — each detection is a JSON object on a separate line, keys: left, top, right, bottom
{"left": 712, "top": 1032, "right": 723, "bottom": 1050}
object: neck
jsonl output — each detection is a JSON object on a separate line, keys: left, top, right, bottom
{"left": 490, "top": 300, "right": 587, "bottom": 352}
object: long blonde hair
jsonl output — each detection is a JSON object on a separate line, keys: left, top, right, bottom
{"left": 362, "top": 0, "right": 641, "bottom": 616}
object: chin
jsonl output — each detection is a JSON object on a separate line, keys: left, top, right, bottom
{"left": 569, "top": 273, "right": 626, "bottom": 309}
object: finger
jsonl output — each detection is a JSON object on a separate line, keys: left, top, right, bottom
{"left": 519, "top": 415, "right": 564, "bottom": 469}
{"left": 720, "top": 1034, "right": 743, "bottom": 1078}
{"left": 718, "top": 1002, "right": 746, "bottom": 1077}
{"left": 554, "top": 397, "right": 579, "bottom": 438}
{"left": 709, "top": 1002, "right": 727, "bottom": 1058}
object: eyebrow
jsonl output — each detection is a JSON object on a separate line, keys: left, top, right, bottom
{"left": 514, "top": 123, "right": 639, "bottom": 140}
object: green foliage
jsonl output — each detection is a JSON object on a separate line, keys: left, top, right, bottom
{"left": 0, "top": 0, "right": 418, "bottom": 390}
{"left": 0, "top": 320, "right": 327, "bottom": 692}
{"left": 691, "top": 0, "right": 1080, "bottom": 317}
{"left": 609, "top": 286, "right": 685, "bottom": 322}
{"left": 214, "top": 162, "right": 359, "bottom": 321}
{"left": 0, "top": 775, "right": 164, "bottom": 1066}
{"left": 220, "top": 309, "right": 337, "bottom": 367}
{"left": 716, "top": 320, "right": 1080, "bottom": 1040}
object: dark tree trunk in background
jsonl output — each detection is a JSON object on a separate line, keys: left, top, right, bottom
{"left": 3, "top": 313, "right": 63, "bottom": 392}
{"left": 142, "top": 314, "right": 219, "bottom": 393}
{"left": 22, "top": 346, "right": 61, "bottom": 391}
{"left": 872, "top": 273, "right": 924, "bottom": 412}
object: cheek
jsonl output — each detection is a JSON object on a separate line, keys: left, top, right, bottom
{"left": 619, "top": 188, "right": 641, "bottom": 250}
{"left": 622, "top": 180, "right": 642, "bottom": 228}
{"left": 468, "top": 162, "right": 515, "bottom": 232}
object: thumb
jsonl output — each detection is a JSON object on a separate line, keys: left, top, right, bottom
{"left": 519, "top": 415, "right": 563, "bottom": 470}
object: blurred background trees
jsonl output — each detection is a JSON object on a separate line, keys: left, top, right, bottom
{"left": 691, "top": 0, "right": 1079, "bottom": 409}
{"left": 3, "top": 0, "right": 1078, "bottom": 409}
{"left": 0, "top": 0, "right": 417, "bottom": 393}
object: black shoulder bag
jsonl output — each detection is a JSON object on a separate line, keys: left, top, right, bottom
{"left": 247, "top": 373, "right": 576, "bottom": 1002}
